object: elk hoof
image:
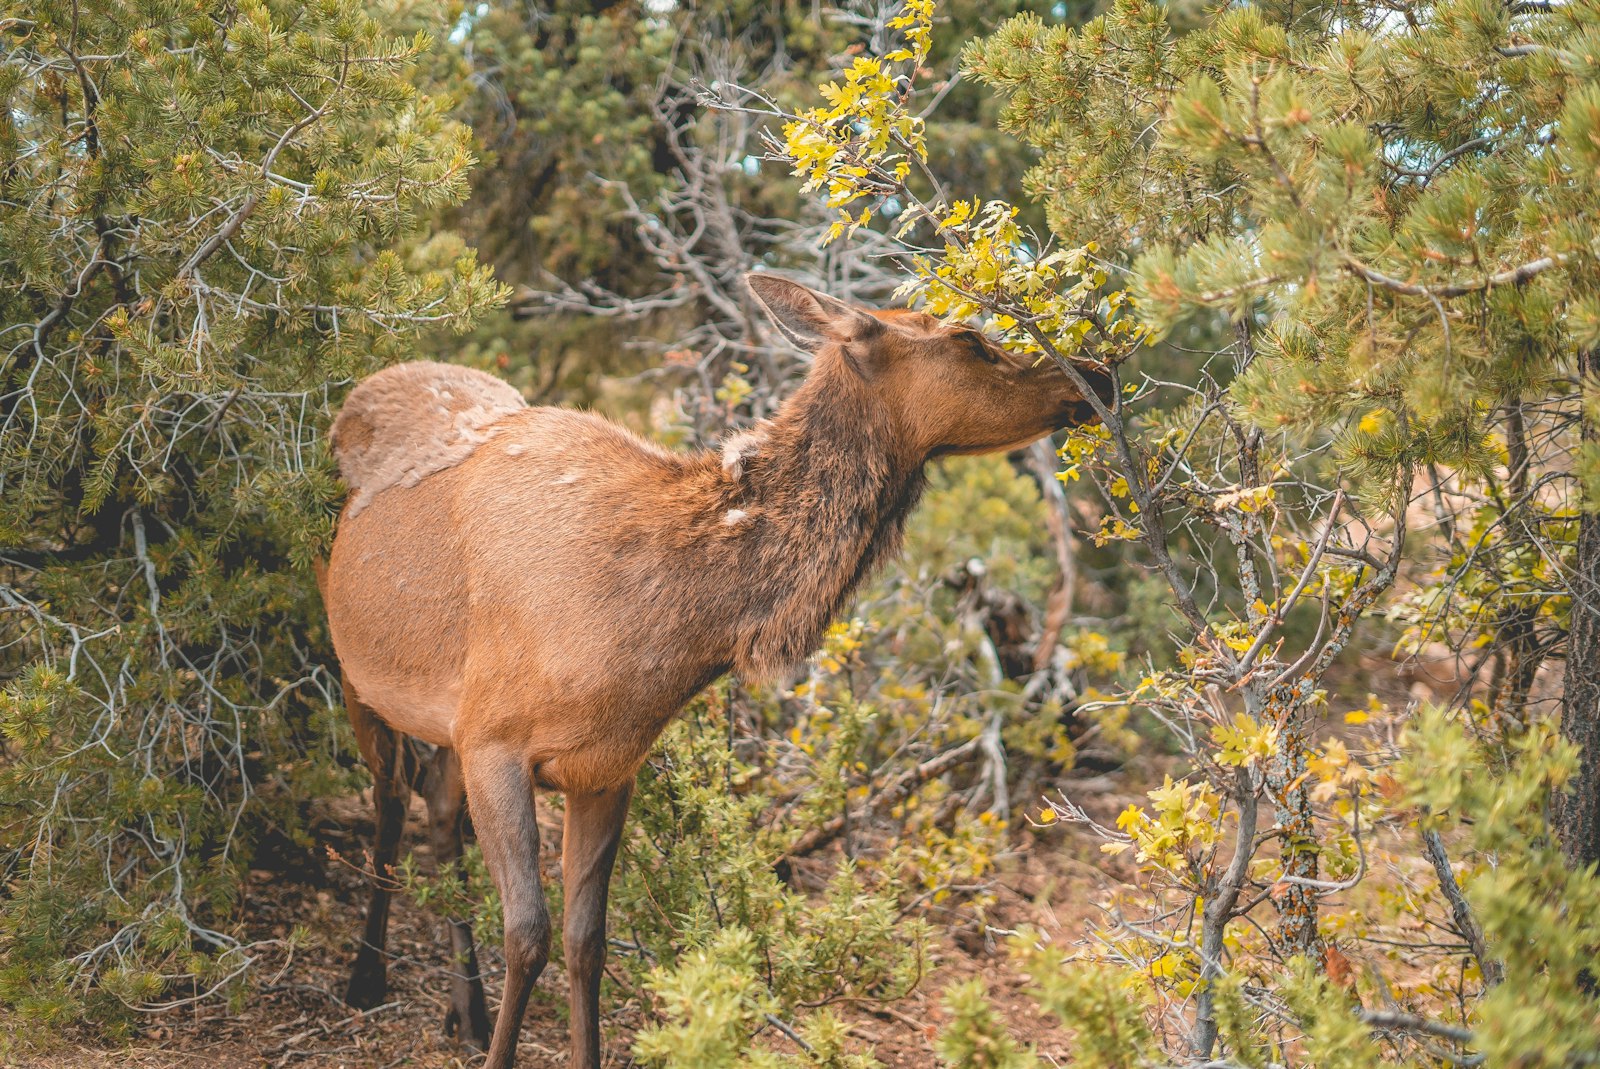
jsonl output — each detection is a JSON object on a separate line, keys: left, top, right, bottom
{"left": 443, "top": 1005, "right": 491, "bottom": 1052}
{"left": 344, "top": 959, "right": 388, "bottom": 1010}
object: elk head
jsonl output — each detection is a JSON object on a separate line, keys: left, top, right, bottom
{"left": 747, "top": 274, "right": 1110, "bottom": 458}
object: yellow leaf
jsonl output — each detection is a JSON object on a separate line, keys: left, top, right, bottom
{"left": 940, "top": 199, "right": 975, "bottom": 229}
{"left": 1150, "top": 952, "right": 1184, "bottom": 979}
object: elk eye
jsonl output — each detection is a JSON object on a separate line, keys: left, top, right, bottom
{"left": 959, "top": 330, "right": 998, "bottom": 363}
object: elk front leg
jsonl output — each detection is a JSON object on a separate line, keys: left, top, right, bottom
{"left": 421, "top": 746, "right": 492, "bottom": 1051}
{"left": 562, "top": 781, "right": 633, "bottom": 1069}
{"left": 461, "top": 746, "right": 551, "bottom": 1069}
{"left": 345, "top": 678, "right": 412, "bottom": 1009}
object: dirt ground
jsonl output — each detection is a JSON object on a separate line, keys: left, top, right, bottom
{"left": 14, "top": 773, "right": 1141, "bottom": 1069}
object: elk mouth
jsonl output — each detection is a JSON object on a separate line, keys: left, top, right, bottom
{"left": 1075, "top": 364, "right": 1117, "bottom": 410}
{"left": 1048, "top": 364, "right": 1114, "bottom": 427}
{"left": 1055, "top": 397, "right": 1104, "bottom": 428}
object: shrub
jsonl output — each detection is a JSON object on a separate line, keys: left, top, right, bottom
{"left": 0, "top": 0, "right": 502, "bottom": 1027}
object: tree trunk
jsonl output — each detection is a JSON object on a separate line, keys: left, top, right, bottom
{"left": 1026, "top": 439, "right": 1078, "bottom": 671}
{"left": 1562, "top": 347, "right": 1600, "bottom": 872}
{"left": 1264, "top": 696, "right": 1322, "bottom": 959}
{"left": 1490, "top": 398, "right": 1547, "bottom": 732}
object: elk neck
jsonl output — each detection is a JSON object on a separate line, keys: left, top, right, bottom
{"left": 709, "top": 352, "right": 928, "bottom": 680}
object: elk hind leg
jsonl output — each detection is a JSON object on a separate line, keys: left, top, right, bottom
{"left": 421, "top": 745, "right": 491, "bottom": 1050}
{"left": 344, "top": 677, "right": 413, "bottom": 1009}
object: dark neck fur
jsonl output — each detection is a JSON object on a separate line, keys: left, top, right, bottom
{"left": 720, "top": 356, "right": 926, "bottom": 679}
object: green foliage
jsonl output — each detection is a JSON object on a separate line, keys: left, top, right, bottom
{"left": 905, "top": 457, "right": 1059, "bottom": 602}
{"left": 633, "top": 927, "right": 785, "bottom": 1069}
{"left": 616, "top": 692, "right": 926, "bottom": 1017}
{"left": 928, "top": 712, "right": 1600, "bottom": 1069}
{"left": 1400, "top": 711, "right": 1600, "bottom": 1068}
{"left": 1279, "top": 959, "right": 1393, "bottom": 1069}
{"left": 9, "top": 1, "right": 1599, "bottom": 1065}
{"left": 931, "top": 944, "right": 1160, "bottom": 1069}
{"left": 1019, "top": 949, "right": 1154, "bottom": 1069}
{"left": 0, "top": 0, "right": 502, "bottom": 1025}
{"left": 633, "top": 928, "right": 874, "bottom": 1069}
{"left": 970, "top": 0, "right": 1600, "bottom": 480}
{"left": 782, "top": 0, "right": 1600, "bottom": 1065}
{"left": 935, "top": 979, "right": 1039, "bottom": 1069}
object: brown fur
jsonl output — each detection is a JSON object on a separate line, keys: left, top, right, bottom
{"left": 321, "top": 275, "right": 1107, "bottom": 1069}
{"left": 331, "top": 360, "right": 526, "bottom": 520}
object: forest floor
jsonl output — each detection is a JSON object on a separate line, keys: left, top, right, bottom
{"left": 19, "top": 769, "right": 1147, "bottom": 1069}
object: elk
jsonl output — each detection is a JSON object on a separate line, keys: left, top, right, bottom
{"left": 321, "top": 274, "right": 1108, "bottom": 1069}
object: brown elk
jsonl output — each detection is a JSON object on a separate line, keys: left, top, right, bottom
{"left": 320, "top": 274, "right": 1108, "bottom": 1069}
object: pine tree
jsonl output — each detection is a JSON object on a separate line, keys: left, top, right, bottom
{"left": 775, "top": 0, "right": 1600, "bottom": 1059}
{"left": 968, "top": 0, "right": 1600, "bottom": 863}
{"left": 418, "top": 0, "right": 1060, "bottom": 423}
{"left": 0, "top": 0, "right": 503, "bottom": 1024}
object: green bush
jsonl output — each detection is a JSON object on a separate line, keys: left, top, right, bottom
{"left": 0, "top": 0, "right": 502, "bottom": 1028}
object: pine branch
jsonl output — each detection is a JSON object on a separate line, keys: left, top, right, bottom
{"left": 1340, "top": 252, "right": 1565, "bottom": 299}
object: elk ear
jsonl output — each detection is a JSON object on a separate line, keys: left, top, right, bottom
{"left": 746, "top": 273, "right": 880, "bottom": 354}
